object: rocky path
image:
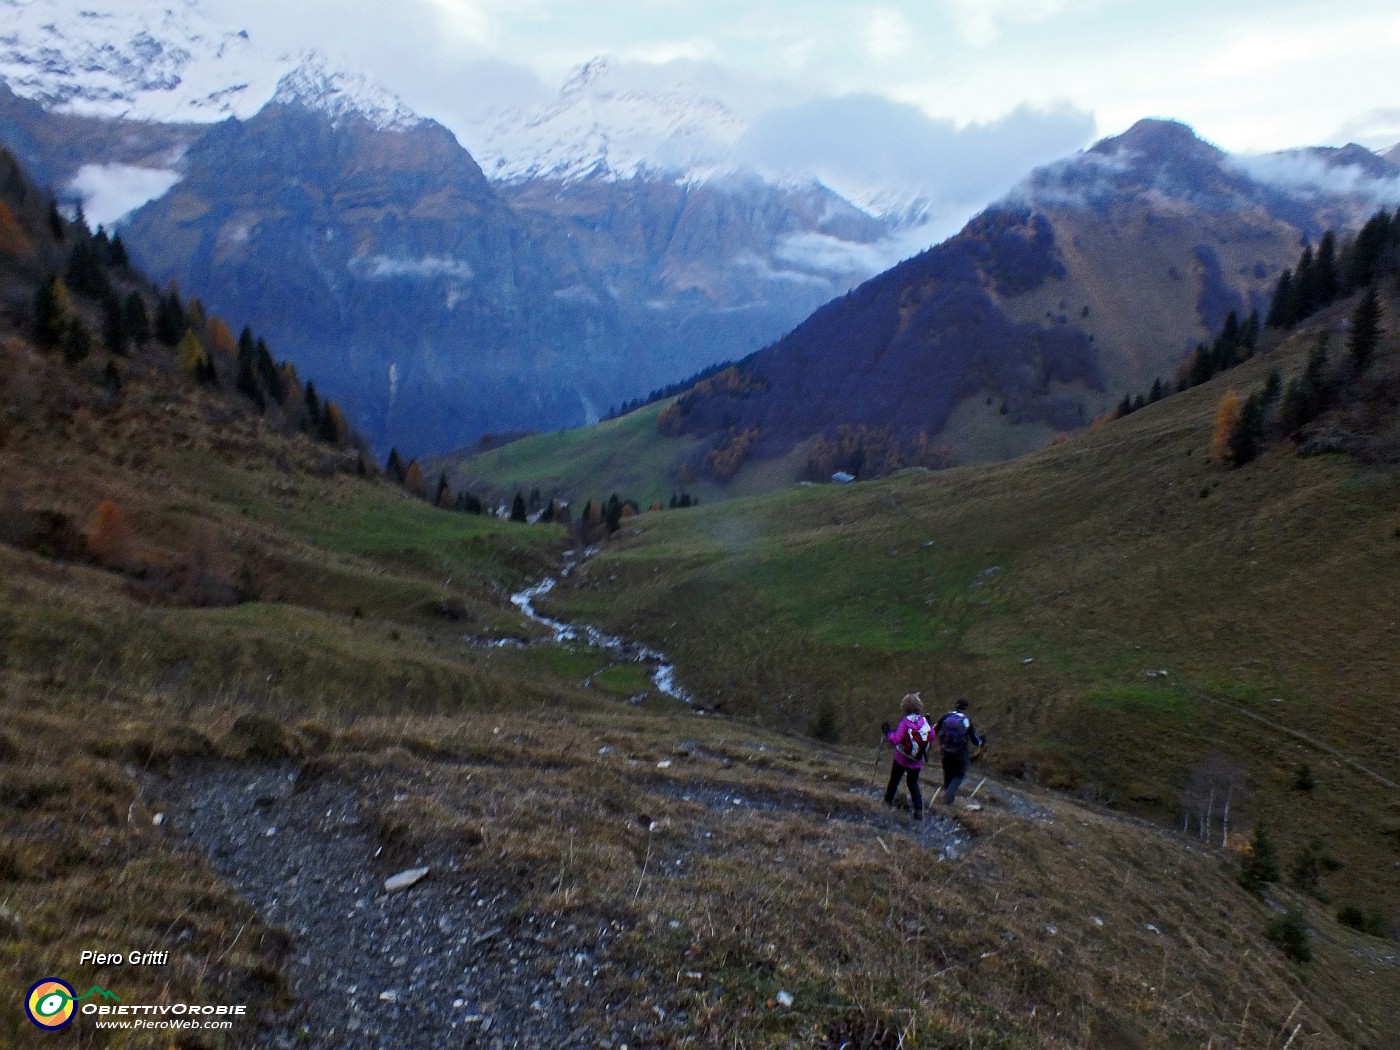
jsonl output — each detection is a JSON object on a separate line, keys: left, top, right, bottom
{"left": 160, "top": 764, "right": 611, "bottom": 1049}
{"left": 152, "top": 754, "right": 993, "bottom": 1049}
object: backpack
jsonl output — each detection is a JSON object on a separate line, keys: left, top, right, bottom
{"left": 897, "top": 715, "right": 931, "bottom": 762}
{"left": 938, "top": 711, "right": 969, "bottom": 753}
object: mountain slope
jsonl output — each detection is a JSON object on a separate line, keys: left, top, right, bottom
{"left": 0, "top": 5, "right": 922, "bottom": 455}
{"left": 542, "top": 289, "right": 1400, "bottom": 976}
{"left": 1, "top": 141, "right": 1395, "bottom": 1048}
{"left": 637, "top": 121, "right": 1400, "bottom": 469}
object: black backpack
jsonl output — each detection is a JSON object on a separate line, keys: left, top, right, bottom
{"left": 938, "top": 711, "right": 969, "bottom": 753}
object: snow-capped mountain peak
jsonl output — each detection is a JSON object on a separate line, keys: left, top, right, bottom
{"left": 462, "top": 56, "right": 747, "bottom": 183}
{"left": 271, "top": 52, "right": 422, "bottom": 132}
{"left": 0, "top": 0, "right": 423, "bottom": 131}
{"left": 0, "top": 0, "right": 285, "bottom": 121}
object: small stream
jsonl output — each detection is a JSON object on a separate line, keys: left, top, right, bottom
{"left": 505, "top": 550, "right": 698, "bottom": 709}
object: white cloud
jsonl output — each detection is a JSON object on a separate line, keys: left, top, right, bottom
{"left": 1230, "top": 153, "right": 1400, "bottom": 211}
{"left": 736, "top": 94, "right": 1095, "bottom": 225}
{"left": 941, "top": 0, "right": 1082, "bottom": 47}
{"left": 349, "top": 254, "right": 476, "bottom": 280}
{"left": 67, "top": 164, "right": 182, "bottom": 227}
{"left": 622, "top": 38, "right": 718, "bottom": 65}
{"left": 865, "top": 8, "right": 915, "bottom": 61}
{"left": 1333, "top": 108, "right": 1400, "bottom": 152}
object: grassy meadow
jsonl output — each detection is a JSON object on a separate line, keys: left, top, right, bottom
{"left": 544, "top": 299, "right": 1400, "bottom": 931}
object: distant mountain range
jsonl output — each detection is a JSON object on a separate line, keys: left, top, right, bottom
{"left": 1, "top": 1, "right": 1397, "bottom": 465}
{"left": 0, "top": 1, "right": 930, "bottom": 456}
{"left": 642, "top": 119, "right": 1400, "bottom": 471}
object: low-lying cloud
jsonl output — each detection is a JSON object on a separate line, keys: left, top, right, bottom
{"left": 735, "top": 95, "right": 1095, "bottom": 242}
{"left": 349, "top": 254, "right": 476, "bottom": 281}
{"left": 1231, "top": 152, "right": 1400, "bottom": 211}
{"left": 66, "top": 164, "right": 182, "bottom": 228}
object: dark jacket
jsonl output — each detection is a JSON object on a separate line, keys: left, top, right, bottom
{"left": 934, "top": 710, "right": 984, "bottom": 756}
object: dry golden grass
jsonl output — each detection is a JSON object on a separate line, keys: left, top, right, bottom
{"left": 2, "top": 254, "right": 1397, "bottom": 1046}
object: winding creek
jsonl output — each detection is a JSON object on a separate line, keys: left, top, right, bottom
{"left": 506, "top": 550, "right": 698, "bottom": 709}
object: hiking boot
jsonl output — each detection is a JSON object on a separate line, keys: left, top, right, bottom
{"left": 912, "top": 810, "right": 923, "bottom": 821}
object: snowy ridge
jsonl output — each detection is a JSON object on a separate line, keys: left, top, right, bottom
{"left": 0, "top": 0, "right": 421, "bottom": 131}
{"left": 271, "top": 52, "right": 422, "bottom": 132}
{"left": 462, "top": 57, "right": 746, "bottom": 184}
{"left": 0, "top": 0, "right": 285, "bottom": 121}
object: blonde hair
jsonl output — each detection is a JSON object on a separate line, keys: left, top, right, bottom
{"left": 901, "top": 692, "right": 923, "bottom": 715}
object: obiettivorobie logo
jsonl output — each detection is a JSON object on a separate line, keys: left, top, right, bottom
{"left": 25, "top": 978, "right": 119, "bottom": 1030}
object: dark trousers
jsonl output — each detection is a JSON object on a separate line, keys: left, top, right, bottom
{"left": 941, "top": 751, "right": 969, "bottom": 803}
{"left": 884, "top": 762, "right": 923, "bottom": 816}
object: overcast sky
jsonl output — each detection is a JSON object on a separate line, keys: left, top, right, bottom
{"left": 199, "top": 0, "right": 1400, "bottom": 154}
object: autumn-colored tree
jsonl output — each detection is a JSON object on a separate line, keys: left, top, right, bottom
{"left": 185, "top": 296, "right": 206, "bottom": 330}
{"left": 205, "top": 317, "right": 238, "bottom": 358}
{"left": 177, "top": 329, "right": 208, "bottom": 375}
{"left": 321, "top": 401, "right": 349, "bottom": 446}
{"left": 279, "top": 362, "right": 303, "bottom": 410}
{"left": 403, "top": 460, "right": 427, "bottom": 498}
{"left": 0, "top": 201, "right": 31, "bottom": 258}
{"left": 88, "top": 498, "right": 134, "bottom": 568}
{"left": 1211, "top": 389, "right": 1242, "bottom": 464}
{"left": 702, "top": 426, "right": 760, "bottom": 481}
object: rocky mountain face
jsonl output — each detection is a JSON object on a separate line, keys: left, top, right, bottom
{"left": 657, "top": 120, "right": 1400, "bottom": 468}
{"left": 0, "top": 4, "right": 911, "bottom": 456}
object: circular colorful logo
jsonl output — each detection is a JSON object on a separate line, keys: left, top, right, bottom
{"left": 25, "top": 978, "right": 76, "bottom": 1030}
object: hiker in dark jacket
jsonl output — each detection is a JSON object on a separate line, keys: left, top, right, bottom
{"left": 882, "top": 692, "right": 932, "bottom": 820}
{"left": 934, "top": 698, "right": 985, "bottom": 805}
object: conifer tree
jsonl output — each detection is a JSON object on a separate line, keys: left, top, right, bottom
{"left": 65, "top": 237, "right": 110, "bottom": 299}
{"left": 385, "top": 449, "right": 406, "bottom": 485}
{"left": 236, "top": 356, "right": 265, "bottom": 412}
{"left": 101, "top": 291, "right": 129, "bottom": 355}
{"left": 123, "top": 291, "right": 150, "bottom": 345}
{"left": 257, "top": 341, "right": 284, "bottom": 403}
{"left": 154, "top": 288, "right": 186, "bottom": 346}
{"left": 1314, "top": 231, "right": 1339, "bottom": 308}
{"left": 436, "top": 472, "right": 452, "bottom": 508}
{"left": 1345, "top": 210, "right": 1393, "bottom": 290}
{"left": 108, "top": 233, "right": 128, "bottom": 267}
{"left": 1292, "top": 245, "right": 1317, "bottom": 320}
{"left": 33, "top": 273, "right": 73, "bottom": 348}
{"left": 304, "top": 380, "right": 321, "bottom": 429}
{"left": 510, "top": 492, "right": 528, "bottom": 522}
{"left": 47, "top": 199, "right": 64, "bottom": 241}
{"left": 62, "top": 318, "right": 92, "bottom": 365}
{"left": 1241, "top": 821, "right": 1281, "bottom": 896}
{"left": 1266, "top": 269, "right": 1293, "bottom": 328}
{"left": 1349, "top": 285, "right": 1382, "bottom": 371}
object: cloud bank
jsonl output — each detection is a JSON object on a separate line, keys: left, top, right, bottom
{"left": 67, "top": 164, "right": 182, "bottom": 228}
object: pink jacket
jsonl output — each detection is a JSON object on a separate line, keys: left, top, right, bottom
{"left": 887, "top": 713, "right": 931, "bottom": 769}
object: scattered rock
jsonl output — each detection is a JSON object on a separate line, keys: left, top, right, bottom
{"left": 383, "top": 867, "right": 430, "bottom": 893}
{"left": 775, "top": 990, "right": 794, "bottom": 1008}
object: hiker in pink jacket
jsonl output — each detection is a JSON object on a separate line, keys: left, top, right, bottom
{"left": 882, "top": 692, "right": 932, "bottom": 820}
